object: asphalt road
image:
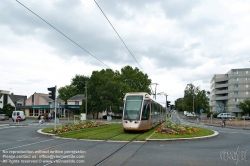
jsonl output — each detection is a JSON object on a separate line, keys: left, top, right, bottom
{"left": 0, "top": 116, "right": 249, "bottom": 166}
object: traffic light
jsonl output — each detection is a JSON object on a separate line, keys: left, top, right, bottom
{"left": 48, "top": 86, "right": 56, "bottom": 100}
{"left": 167, "top": 101, "right": 171, "bottom": 108}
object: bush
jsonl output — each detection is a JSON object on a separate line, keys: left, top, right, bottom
{"left": 213, "top": 113, "right": 218, "bottom": 118}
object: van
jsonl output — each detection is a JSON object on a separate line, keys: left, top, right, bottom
{"left": 12, "top": 111, "right": 26, "bottom": 122}
{"left": 217, "top": 113, "right": 235, "bottom": 119}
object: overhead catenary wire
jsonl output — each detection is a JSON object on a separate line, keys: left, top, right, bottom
{"left": 16, "top": 0, "right": 110, "bottom": 69}
{"left": 94, "top": 0, "right": 143, "bottom": 71}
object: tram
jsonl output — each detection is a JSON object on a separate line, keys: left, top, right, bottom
{"left": 122, "top": 92, "right": 166, "bottom": 131}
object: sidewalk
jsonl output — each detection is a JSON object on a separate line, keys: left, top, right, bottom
{"left": 187, "top": 119, "right": 250, "bottom": 130}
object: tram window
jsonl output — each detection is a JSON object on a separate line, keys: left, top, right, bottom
{"left": 124, "top": 96, "right": 143, "bottom": 120}
{"left": 142, "top": 100, "right": 150, "bottom": 120}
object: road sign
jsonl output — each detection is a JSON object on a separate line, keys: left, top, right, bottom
{"left": 200, "top": 109, "right": 204, "bottom": 114}
{"left": 17, "top": 116, "right": 21, "bottom": 121}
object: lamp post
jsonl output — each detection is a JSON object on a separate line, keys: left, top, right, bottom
{"left": 157, "top": 92, "right": 168, "bottom": 111}
{"left": 85, "top": 81, "right": 88, "bottom": 120}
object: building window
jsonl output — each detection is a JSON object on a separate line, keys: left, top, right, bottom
{"left": 234, "top": 84, "right": 238, "bottom": 88}
{"left": 75, "top": 101, "right": 79, "bottom": 105}
{"left": 246, "top": 71, "right": 249, "bottom": 74}
{"left": 234, "top": 77, "right": 238, "bottom": 81}
{"left": 246, "top": 77, "right": 249, "bottom": 81}
{"left": 34, "top": 109, "right": 39, "bottom": 116}
{"left": 233, "top": 71, "right": 238, "bottom": 75}
{"left": 246, "top": 92, "right": 249, "bottom": 95}
{"left": 234, "top": 91, "right": 238, "bottom": 95}
{"left": 236, "top": 105, "right": 239, "bottom": 108}
{"left": 247, "top": 85, "right": 249, "bottom": 88}
{"left": 29, "top": 109, "right": 33, "bottom": 116}
{"left": 234, "top": 98, "right": 238, "bottom": 102}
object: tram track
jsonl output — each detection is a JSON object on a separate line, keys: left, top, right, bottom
{"left": 93, "top": 133, "right": 144, "bottom": 166}
{"left": 0, "top": 126, "right": 125, "bottom": 165}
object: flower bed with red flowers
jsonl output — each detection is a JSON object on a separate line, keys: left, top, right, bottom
{"left": 48, "top": 121, "right": 107, "bottom": 134}
{"left": 155, "top": 120, "right": 200, "bottom": 135}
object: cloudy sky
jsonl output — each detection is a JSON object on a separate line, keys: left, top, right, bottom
{"left": 1, "top": 0, "right": 250, "bottom": 106}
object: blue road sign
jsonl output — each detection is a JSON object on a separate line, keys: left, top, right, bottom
{"left": 200, "top": 109, "right": 204, "bottom": 114}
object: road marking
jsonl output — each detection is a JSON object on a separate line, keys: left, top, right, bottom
{"left": 0, "top": 137, "right": 40, "bottom": 145}
{"left": 1, "top": 138, "right": 55, "bottom": 151}
{"left": 218, "top": 131, "right": 250, "bottom": 134}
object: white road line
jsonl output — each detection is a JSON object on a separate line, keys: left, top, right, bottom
{"left": 1, "top": 138, "right": 55, "bottom": 151}
{"left": 0, "top": 137, "right": 40, "bottom": 145}
{"left": 218, "top": 131, "right": 250, "bottom": 134}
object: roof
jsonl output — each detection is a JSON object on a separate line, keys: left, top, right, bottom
{"left": 8, "top": 94, "right": 27, "bottom": 103}
{"left": 40, "top": 95, "right": 64, "bottom": 103}
{"left": 68, "top": 94, "right": 85, "bottom": 101}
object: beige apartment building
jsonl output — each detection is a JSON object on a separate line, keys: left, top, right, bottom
{"left": 210, "top": 68, "right": 250, "bottom": 117}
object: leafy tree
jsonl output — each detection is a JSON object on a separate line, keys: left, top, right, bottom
{"left": 58, "top": 85, "right": 77, "bottom": 104}
{"left": 238, "top": 98, "right": 250, "bottom": 115}
{"left": 71, "top": 75, "right": 89, "bottom": 94}
{"left": 119, "top": 66, "right": 151, "bottom": 94}
{"left": 182, "top": 83, "right": 209, "bottom": 114}
{"left": 88, "top": 69, "right": 123, "bottom": 118}
{"left": 2, "top": 104, "right": 15, "bottom": 117}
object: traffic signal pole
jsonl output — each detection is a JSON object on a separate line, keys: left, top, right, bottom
{"left": 54, "top": 85, "right": 57, "bottom": 132}
{"left": 48, "top": 86, "right": 57, "bottom": 131}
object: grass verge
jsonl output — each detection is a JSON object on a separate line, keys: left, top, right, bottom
{"left": 41, "top": 123, "right": 215, "bottom": 141}
{"left": 149, "top": 127, "right": 214, "bottom": 139}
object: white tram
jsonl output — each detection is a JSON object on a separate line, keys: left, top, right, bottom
{"left": 122, "top": 92, "right": 166, "bottom": 131}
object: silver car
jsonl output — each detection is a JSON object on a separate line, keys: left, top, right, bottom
{"left": 0, "top": 114, "right": 9, "bottom": 120}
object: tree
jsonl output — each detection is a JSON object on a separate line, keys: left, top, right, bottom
{"left": 2, "top": 104, "right": 15, "bottom": 117}
{"left": 88, "top": 69, "right": 123, "bottom": 118}
{"left": 238, "top": 98, "right": 250, "bottom": 115}
{"left": 71, "top": 75, "right": 89, "bottom": 94}
{"left": 118, "top": 66, "right": 151, "bottom": 94}
{"left": 58, "top": 85, "right": 77, "bottom": 104}
{"left": 183, "top": 83, "right": 209, "bottom": 114}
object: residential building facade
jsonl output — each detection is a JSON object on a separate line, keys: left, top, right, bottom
{"left": 0, "top": 90, "right": 27, "bottom": 109}
{"left": 210, "top": 68, "right": 250, "bottom": 117}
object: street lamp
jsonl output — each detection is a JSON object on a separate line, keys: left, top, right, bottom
{"left": 85, "top": 81, "right": 88, "bottom": 120}
{"left": 157, "top": 92, "right": 168, "bottom": 109}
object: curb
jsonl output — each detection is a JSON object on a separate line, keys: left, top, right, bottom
{"left": 187, "top": 121, "right": 250, "bottom": 130}
{"left": 37, "top": 129, "right": 56, "bottom": 136}
{"left": 146, "top": 130, "right": 219, "bottom": 141}
{"left": 9, "top": 124, "right": 28, "bottom": 126}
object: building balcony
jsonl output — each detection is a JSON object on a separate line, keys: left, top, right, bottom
{"left": 215, "top": 96, "right": 228, "bottom": 100}
{"left": 215, "top": 77, "right": 228, "bottom": 83}
{"left": 215, "top": 83, "right": 228, "bottom": 88}
{"left": 215, "top": 90, "right": 229, "bottom": 95}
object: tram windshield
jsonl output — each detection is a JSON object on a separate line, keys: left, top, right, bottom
{"left": 124, "top": 96, "right": 143, "bottom": 120}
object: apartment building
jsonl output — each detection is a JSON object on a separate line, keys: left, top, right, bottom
{"left": 210, "top": 68, "right": 250, "bottom": 117}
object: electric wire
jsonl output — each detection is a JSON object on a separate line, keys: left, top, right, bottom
{"left": 94, "top": 0, "right": 143, "bottom": 71}
{"left": 16, "top": 0, "right": 110, "bottom": 69}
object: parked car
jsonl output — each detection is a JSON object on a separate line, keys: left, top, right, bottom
{"left": 241, "top": 116, "right": 250, "bottom": 120}
{"left": 217, "top": 113, "right": 235, "bottom": 119}
{"left": 186, "top": 112, "right": 197, "bottom": 117}
{"left": 12, "top": 111, "right": 26, "bottom": 122}
{"left": 0, "top": 114, "right": 9, "bottom": 120}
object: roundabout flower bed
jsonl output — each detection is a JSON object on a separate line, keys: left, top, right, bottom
{"left": 155, "top": 120, "right": 200, "bottom": 135}
{"left": 47, "top": 121, "right": 107, "bottom": 134}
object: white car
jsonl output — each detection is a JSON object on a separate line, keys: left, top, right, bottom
{"left": 217, "top": 113, "right": 235, "bottom": 119}
{"left": 12, "top": 111, "right": 26, "bottom": 122}
{"left": 186, "top": 112, "right": 197, "bottom": 117}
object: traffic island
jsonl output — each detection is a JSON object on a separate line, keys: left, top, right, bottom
{"left": 146, "top": 120, "right": 218, "bottom": 141}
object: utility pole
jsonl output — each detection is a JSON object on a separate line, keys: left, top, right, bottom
{"left": 85, "top": 81, "right": 87, "bottom": 120}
